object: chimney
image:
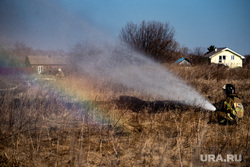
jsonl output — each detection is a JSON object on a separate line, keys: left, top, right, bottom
{"left": 215, "top": 48, "right": 217, "bottom": 52}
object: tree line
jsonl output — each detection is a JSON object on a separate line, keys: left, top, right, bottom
{"left": 1, "top": 21, "right": 249, "bottom": 68}
{"left": 0, "top": 42, "right": 66, "bottom": 67}
{"left": 119, "top": 20, "right": 250, "bottom": 66}
{"left": 119, "top": 20, "right": 208, "bottom": 63}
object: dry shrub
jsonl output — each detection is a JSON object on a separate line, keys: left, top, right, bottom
{"left": 167, "top": 63, "right": 249, "bottom": 80}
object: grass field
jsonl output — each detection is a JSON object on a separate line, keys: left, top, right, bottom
{"left": 0, "top": 64, "right": 249, "bottom": 166}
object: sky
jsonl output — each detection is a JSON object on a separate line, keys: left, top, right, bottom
{"left": 0, "top": 0, "right": 250, "bottom": 55}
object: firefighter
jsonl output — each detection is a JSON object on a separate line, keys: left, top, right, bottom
{"left": 215, "top": 84, "right": 244, "bottom": 125}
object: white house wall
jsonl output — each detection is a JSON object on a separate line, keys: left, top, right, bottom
{"left": 210, "top": 50, "right": 243, "bottom": 68}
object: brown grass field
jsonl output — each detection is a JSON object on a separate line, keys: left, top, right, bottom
{"left": 0, "top": 64, "right": 249, "bottom": 166}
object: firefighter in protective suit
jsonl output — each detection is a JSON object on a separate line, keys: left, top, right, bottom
{"left": 215, "top": 84, "right": 244, "bottom": 124}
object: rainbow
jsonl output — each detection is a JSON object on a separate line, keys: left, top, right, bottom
{"left": 39, "top": 76, "right": 126, "bottom": 127}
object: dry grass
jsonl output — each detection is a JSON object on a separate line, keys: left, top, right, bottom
{"left": 0, "top": 64, "right": 249, "bottom": 166}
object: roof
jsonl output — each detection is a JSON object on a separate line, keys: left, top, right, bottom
{"left": 27, "top": 56, "right": 67, "bottom": 65}
{"left": 175, "top": 57, "right": 190, "bottom": 64}
{"left": 204, "top": 47, "right": 245, "bottom": 59}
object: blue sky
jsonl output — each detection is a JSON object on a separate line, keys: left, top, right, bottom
{"left": 0, "top": 0, "right": 250, "bottom": 55}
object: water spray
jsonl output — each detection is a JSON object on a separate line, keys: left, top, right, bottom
{"left": 72, "top": 43, "right": 216, "bottom": 111}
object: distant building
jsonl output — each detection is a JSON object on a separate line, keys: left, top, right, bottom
{"left": 204, "top": 47, "right": 245, "bottom": 68}
{"left": 175, "top": 57, "right": 191, "bottom": 66}
{"left": 26, "top": 55, "right": 67, "bottom": 74}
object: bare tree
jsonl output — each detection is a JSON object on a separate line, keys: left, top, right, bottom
{"left": 119, "top": 21, "right": 177, "bottom": 62}
{"left": 179, "top": 46, "right": 191, "bottom": 57}
{"left": 188, "top": 47, "right": 208, "bottom": 65}
{"left": 244, "top": 55, "right": 250, "bottom": 67}
{"left": 193, "top": 47, "right": 206, "bottom": 57}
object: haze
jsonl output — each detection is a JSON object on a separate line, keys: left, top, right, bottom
{"left": 0, "top": 0, "right": 250, "bottom": 55}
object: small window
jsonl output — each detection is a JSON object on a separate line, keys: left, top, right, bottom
{"left": 219, "top": 56, "right": 222, "bottom": 63}
{"left": 231, "top": 55, "right": 234, "bottom": 60}
{"left": 223, "top": 55, "right": 226, "bottom": 60}
{"left": 38, "top": 66, "right": 43, "bottom": 74}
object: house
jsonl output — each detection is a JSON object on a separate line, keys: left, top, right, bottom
{"left": 26, "top": 55, "right": 67, "bottom": 74}
{"left": 175, "top": 57, "right": 191, "bottom": 66}
{"left": 204, "top": 47, "right": 245, "bottom": 68}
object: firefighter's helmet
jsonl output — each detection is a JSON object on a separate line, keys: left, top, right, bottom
{"left": 222, "top": 84, "right": 235, "bottom": 95}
